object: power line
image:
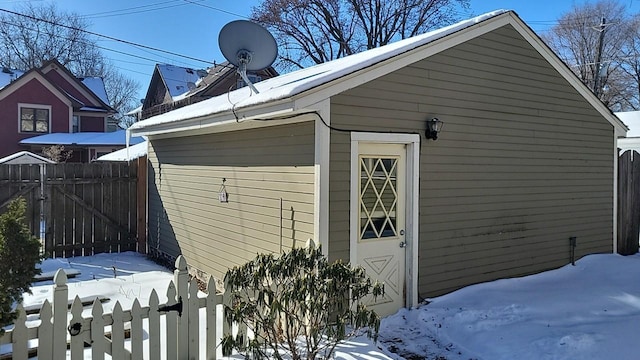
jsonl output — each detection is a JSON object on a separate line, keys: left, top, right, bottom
{"left": 182, "top": 0, "right": 249, "bottom": 19}
{"left": 0, "top": 19, "right": 191, "bottom": 67}
{"left": 81, "top": 0, "right": 186, "bottom": 19}
{"left": 84, "top": 1, "right": 208, "bottom": 20}
{"left": 0, "top": 7, "right": 215, "bottom": 65}
{"left": 0, "top": 19, "right": 220, "bottom": 84}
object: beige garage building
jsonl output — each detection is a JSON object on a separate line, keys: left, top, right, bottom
{"left": 129, "top": 10, "right": 627, "bottom": 316}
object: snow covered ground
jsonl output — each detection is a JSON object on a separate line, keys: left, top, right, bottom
{"left": 379, "top": 253, "right": 640, "bottom": 360}
{"left": 19, "top": 252, "right": 640, "bottom": 359}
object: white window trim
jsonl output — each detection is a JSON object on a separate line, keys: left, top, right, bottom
{"left": 313, "top": 99, "right": 330, "bottom": 253}
{"left": 72, "top": 115, "right": 81, "bottom": 133}
{"left": 18, "top": 103, "right": 52, "bottom": 134}
{"left": 350, "top": 132, "right": 420, "bottom": 309}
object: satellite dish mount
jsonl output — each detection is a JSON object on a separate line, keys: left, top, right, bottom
{"left": 219, "top": 20, "right": 278, "bottom": 95}
{"left": 235, "top": 49, "right": 258, "bottom": 94}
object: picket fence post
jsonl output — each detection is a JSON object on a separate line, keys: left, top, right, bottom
{"left": 165, "top": 280, "right": 178, "bottom": 359}
{"left": 12, "top": 304, "right": 27, "bottom": 360}
{"left": 69, "top": 297, "right": 84, "bottom": 360}
{"left": 52, "top": 269, "right": 68, "bottom": 360}
{"left": 148, "top": 289, "right": 161, "bottom": 359}
{"left": 111, "top": 302, "right": 126, "bottom": 359}
{"left": 131, "top": 299, "right": 144, "bottom": 359}
{"left": 38, "top": 300, "right": 53, "bottom": 360}
{"left": 206, "top": 276, "right": 219, "bottom": 360}
{"left": 91, "top": 299, "right": 105, "bottom": 360}
{"left": 188, "top": 277, "right": 200, "bottom": 358}
{"left": 175, "top": 255, "right": 189, "bottom": 359}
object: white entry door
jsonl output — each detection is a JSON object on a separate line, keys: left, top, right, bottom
{"left": 356, "top": 143, "right": 406, "bottom": 317}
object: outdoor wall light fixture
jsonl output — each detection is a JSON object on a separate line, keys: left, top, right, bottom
{"left": 425, "top": 117, "right": 443, "bottom": 140}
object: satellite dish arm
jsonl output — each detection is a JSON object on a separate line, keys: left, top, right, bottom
{"left": 237, "top": 49, "right": 260, "bottom": 94}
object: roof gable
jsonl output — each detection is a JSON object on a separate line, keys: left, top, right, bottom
{"left": 0, "top": 151, "right": 55, "bottom": 164}
{"left": 40, "top": 59, "right": 114, "bottom": 112}
{"left": 0, "top": 68, "right": 75, "bottom": 106}
{"left": 157, "top": 64, "right": 203, "bottom": 99}
{"left": 130, "top": 10, "right": 626, "bottom": 135}
{"left": 142, "top": 66, "right": 166, "bottom": 110}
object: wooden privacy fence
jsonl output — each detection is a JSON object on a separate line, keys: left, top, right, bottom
{"left": 618, "top": 150, "right": 640, "bottom": 255}
{"left": 0, "top": 256, "right": 235, "bottom": 360}
{"left": 0, "top": 161, "right": 146, "bottom": 257}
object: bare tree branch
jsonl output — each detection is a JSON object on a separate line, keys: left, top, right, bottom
{"left": 543, "top": 0, "right": 637, "bottom": 110}
{"left": 0, "top": 3, "right": 140, "bottom": 121}
{"left": 252, "top": 0, "right": 469, "bottom": 70}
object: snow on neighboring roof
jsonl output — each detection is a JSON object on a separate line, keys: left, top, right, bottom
{"left": 157, "top": 64, "right": 204, "bottom": 99}
{"left": 130, "top": 10, "right": 508, "bottom": 132}
{"left": 80, "top": 77, "right": 110, "bottom": 105}
{"left": 19, "top": 130, "right": 145, "bottom": 146}
{"left": 126, "top": 105, "right": 143, "bottom": 116}
{"left": 0, "top": 151, "right": 55, "bottom": 164}
{"left": 0, "top": 68, "right": 24, "bottom": 89}
{"left": 96, "top": 141, "right": 147, "bottom": 161}
{"left": 79, "top": 106, "right": 108, "bottom": 112}
{"left": 616, "top": 111, "right": 640, "bottom": 137}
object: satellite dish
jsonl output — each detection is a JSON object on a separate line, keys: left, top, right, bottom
{"left": 218, "top": 20, "right": 277, "bottom": 94}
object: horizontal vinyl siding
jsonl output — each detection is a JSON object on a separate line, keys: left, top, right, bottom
{"left": 329, "top": 24, "right": 614, "bottom": 297}
{"left": 147, "top": 122, "right": 316, "bottom": 281}
{"left": 328, "top": 133, "right": 350, "bottom": 263}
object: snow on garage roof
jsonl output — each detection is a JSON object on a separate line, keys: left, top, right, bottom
{"left": 130, "top": 10, "right": 508, "bottom": 132}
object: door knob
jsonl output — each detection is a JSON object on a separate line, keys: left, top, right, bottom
{"left": 399, "top": 241, "right": 406, "bottom": 248}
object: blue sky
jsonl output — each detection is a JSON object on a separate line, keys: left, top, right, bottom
{"left": 3, "top": 0, "right": 639, "bottom": 100}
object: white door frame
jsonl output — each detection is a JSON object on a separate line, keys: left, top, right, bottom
{"left": 350, "top": 132, "right": 420, "bottom": 309}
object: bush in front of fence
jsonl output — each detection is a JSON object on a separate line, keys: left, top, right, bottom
{"left": 221, "top": 243, "right": 384, "bottom": 360}
{"left": 0, "top": 198, "right": 41, "bottom": 334}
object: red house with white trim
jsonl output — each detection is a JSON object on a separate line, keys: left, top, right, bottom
{"left": 0, "top": 59, "right": 116, "bottom": 161}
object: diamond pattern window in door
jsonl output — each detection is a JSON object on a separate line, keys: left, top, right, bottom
{"left": 359, "top": 156, "right": 398, "bottom": 240}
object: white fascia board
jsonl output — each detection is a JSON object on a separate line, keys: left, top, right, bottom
{"left": 128, "top": 99, "right": 297, "bottom": 138}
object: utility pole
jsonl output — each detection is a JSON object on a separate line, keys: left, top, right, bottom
{"left": 593, "top": 17, "right": 606, "bottom": 98}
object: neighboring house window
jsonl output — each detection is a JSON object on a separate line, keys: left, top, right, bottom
{"left": 72, "top": 115, "right": 80, "bottom": 133}
{"left": 20, "top": 106, "right": 50, "bottom": 133}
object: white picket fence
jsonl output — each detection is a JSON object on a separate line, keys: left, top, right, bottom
{"left": 0, "top": 255, "right": 235, "bottom": 360}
